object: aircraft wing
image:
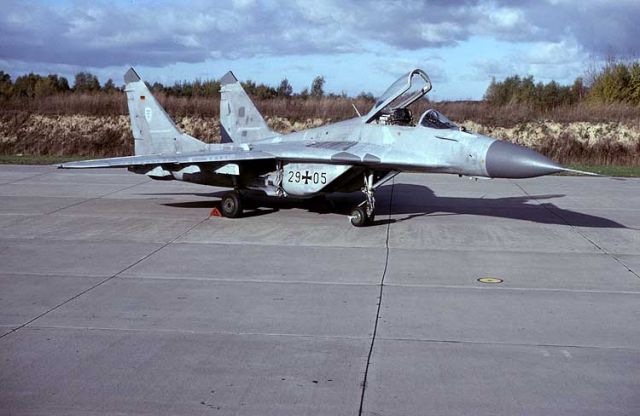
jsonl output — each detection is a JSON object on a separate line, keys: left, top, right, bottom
{"left": 59, "top": 149, "right": 275, "bottom": 169}
{"left": 60, "top": 140, "right": 445, "bottom": 171}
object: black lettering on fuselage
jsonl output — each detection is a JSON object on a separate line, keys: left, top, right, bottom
{"left": 287, "top": 170, "right": 327, "bottom": 185}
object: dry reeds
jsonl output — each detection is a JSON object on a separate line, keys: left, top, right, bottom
{"left": 1, "top": 93, "right": 638, "bottom": 165}
{"left": 434, "top": 101, "right": 640, "bottom": 127}
{"left": 0, "top": 93, "right": 373, "bottom": 122}
{"left": 3, "top": 93, "right": 638, "bottom": 125}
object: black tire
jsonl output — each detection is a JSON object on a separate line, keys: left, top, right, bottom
{"left": 350, "top": 206, "right": 368, "bottom": 227}
{"left": 220, "top": 191, "right": 243, "bottom": 218}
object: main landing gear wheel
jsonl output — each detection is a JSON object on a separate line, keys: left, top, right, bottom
{"left": 220, "top": 191, "right": 243, "bottom": 218}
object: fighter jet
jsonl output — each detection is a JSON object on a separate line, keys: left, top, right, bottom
{"left": 61, "top": 68, "right": 586, "bottom": 226}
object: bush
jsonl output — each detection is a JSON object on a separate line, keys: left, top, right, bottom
{"left": 484, "top": 75, "right": 578, "bottom": 109}
{"left": 588, "top": 61, "right": 640, "bottom": 105}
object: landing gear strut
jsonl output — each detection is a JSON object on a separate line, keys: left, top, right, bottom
{"left": 350, "top": 172, "right": 375, "bottom": 227}
{"left": 220, "top": 190, "right": 243, "bottom": 218}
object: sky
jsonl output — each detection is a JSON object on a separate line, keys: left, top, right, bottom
{"left": 1, "top": 0, "right": 639, "bottom": 100}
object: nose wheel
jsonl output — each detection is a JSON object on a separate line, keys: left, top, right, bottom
{"left": 350, "top": 172, "right": 376, "bottom": 227}
{"left": 350, "top": 205, "right": 374, "bottom": 227}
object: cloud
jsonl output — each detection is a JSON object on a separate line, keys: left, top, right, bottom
{"left": 471, "top": 39, "right": 587, "bottom": 84}
{"left": 0, "top": 0, "right": 362, "bottom": 67}
{"left": 0, "top": 0, "right": 638, "bottom": 71}
{"left": 493, "top": 0, "right": 640, "bottom": 57}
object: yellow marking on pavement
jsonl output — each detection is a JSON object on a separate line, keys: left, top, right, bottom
{"left": 477, "top": 277, "right": 503, "bottom": 284}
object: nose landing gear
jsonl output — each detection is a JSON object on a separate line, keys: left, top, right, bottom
{"left": 350, "top": 172, "right": 376, "bottom": 227}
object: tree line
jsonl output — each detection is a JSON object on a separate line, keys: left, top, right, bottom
{"left": 152, "top": 76, "right": 330, "bottom": 99}
{"left": 2, "top": 60, "right": 639, "bottom": 107}
{"left": 0, "top": 72, "right": 121, "bottom": 98}
{"left": 484, "top": 60, "right": 640, "bottom": 108}
{"left": 0, "top": 70, "right": 332, "bottom": 100}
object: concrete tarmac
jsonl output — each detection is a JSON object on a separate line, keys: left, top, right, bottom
{"left": 0, "top": 165, "right": 638, "bottom": 415}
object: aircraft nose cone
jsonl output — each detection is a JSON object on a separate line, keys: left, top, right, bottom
{"left": 485, "top": 140, "right": 563, "bottom": 178}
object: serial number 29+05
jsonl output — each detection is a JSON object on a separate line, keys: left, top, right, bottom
{"left": 287, "top": 170, "right": 327, "bottom": 185}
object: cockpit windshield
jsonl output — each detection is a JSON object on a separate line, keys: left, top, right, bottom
{"left": 364, "top": 69, "right": 432, "bottom": 124}
{"left": 419, "top": 109, "right": 459, "bottom": 130}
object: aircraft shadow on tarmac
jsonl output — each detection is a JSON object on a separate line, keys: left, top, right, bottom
{"left": 156, "top": 183, "right": 626, "bottom": 229}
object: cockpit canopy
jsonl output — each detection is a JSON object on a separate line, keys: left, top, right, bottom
{"left": 418, "top": 109, "right": 459, "bottom": 130}
{"left": 364, "top": 69, "right": 432, "bottom": 124}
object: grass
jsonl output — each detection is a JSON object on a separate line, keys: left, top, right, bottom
{"left": 0, "top": 154, "right": 94, "bottom": 165}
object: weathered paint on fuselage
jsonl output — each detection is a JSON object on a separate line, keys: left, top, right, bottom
{"left": 254, "top": 116, "right": 496, "bottom": 177}
{"left": 154, "top": 116, "right": 500, "bottom": 196}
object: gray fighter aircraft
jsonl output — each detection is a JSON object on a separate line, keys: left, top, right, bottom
{"left": 61, "top": 68, "right": 585, "bottom": 226}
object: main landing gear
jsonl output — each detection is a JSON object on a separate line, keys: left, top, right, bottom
{"left": 220, "top": 190, "right": 244, "bottom": 218}
{"left": 350, "top": 172, "right": 375, "bottom": 227}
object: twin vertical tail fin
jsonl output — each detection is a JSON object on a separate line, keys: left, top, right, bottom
{"left": 124, "top": 68, "right": 273, "bottom": 152}
{"left": 219, "top": 71, "right": 275, "bottom": 143}
{"left": 124, "top": 68, "right": 207, "bottom": 155}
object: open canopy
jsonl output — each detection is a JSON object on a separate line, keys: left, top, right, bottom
{"left": 364, "top": 69, "right": 432, "bottom": 123}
